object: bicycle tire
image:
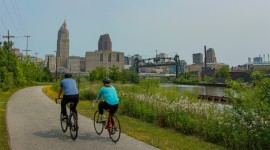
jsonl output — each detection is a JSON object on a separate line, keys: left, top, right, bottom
{"left": 69, "top": 112, "right": 78, "bottom": 140}
{"left": 94, "top": 111, "right": 104, "bottom": 135}
{"left": 108, "top": 115, "right": 121, "bottom": 143}
{"left": 60, "top": 113, "right": 68, "bottom": 132}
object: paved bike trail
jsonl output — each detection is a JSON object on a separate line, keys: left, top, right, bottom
{"left": 7, "top": 86, "right": 159, "bottom": 150}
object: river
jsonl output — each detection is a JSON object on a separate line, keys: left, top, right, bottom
{"left": 160, "top": 83, "right": 226, "bottom": 96}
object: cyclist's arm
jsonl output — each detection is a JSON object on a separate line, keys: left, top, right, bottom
{"left": 56, "top": 87, "right": 63, "bottom": 99}
{"left": 96, "top": 88, "right": 104, "bottom": 100}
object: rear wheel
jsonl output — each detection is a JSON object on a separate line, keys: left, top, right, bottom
{"left": 70, "top": 113, "right": 78, "bottom": 140}
{"left": 94, "top": 111, "right": 104, "bottom": 135}
{"left": 108, "top": 115, "right": 121, "bottom": 143}
{"left": 60, "top": 113, "right": 68, "bottom": 132}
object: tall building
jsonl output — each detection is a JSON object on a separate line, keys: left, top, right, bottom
{"left": 193, "top": 53, "right": 203, "bottom": 64}
{"left": 85, "top": 51, "right": 124, "bottom": 72}
{"left": 45, "top": 54, "right": 56, "bottom": 72}
{"left": 85, "top": 34, "right": 124, "bottom": 72}
{"left": 57, "top": 20, "right": 69, "bottom": 68}
{"left": 67, "top": 56, "right": 81, "bottom": 73}
{"left": 98, "top": 34, "right": 112, "bottom": 51}
{"left": 206, "top": 48, "right": 217, "bottom": 63}
{"left": 253, "top": 57, "right": 262, "bottom": 64}
{"left": 80, "top": 57, "right": 86, "bottom": 72}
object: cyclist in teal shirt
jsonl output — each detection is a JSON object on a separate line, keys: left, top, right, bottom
{"left": 96, "top": 77, "right": 119, "bottom": 121}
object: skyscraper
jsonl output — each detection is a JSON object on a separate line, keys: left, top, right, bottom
{"left": 193, "top": 53, "right": 203, "bottom": 64}
{"left": 57, "top": 20, "right": 69, "bottom": 68}
{"left": 206, "top": 48, "right": 217, "bottom": 63}
{"left": 98, "top": 34, "right": 112, "bottom": 51}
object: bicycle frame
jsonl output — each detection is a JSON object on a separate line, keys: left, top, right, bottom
{"left": 93, "top": 100, "right": 121, "bottom": 142}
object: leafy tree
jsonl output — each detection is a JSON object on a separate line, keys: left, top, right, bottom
{"left": 89, "top": 66, "right": 107, "bottom": 81}
{"left": 125, "top": 70, "right": 139, "bottom": 84}
{"left": 108, "top": 65, "right": 121, "bottom": 81}
{"left": 215, "top": 66, "right": 230, "bottom": 78}
{"left": 0, "top": 41, "right": 26, "bottom": 89}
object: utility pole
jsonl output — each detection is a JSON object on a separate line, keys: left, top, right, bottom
{"left": 34, "top": 52, "right": 38, "bottom": 63}
{"left": 23, "top": 35, "right": 31, "bottom": 56}
{"left": 3, "top": 30, "right": 15, "bottom": 50}
{"left": 54, "top": 51, "right": 58, "bottom": 82}
{"left": 204, "top": 45, "right": 207, "bottom": 70}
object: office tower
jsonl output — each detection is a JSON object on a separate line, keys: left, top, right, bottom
{"left": 98, "top": 34, "right": 112, "bottom": 51}
{"left": 193, "top": 53, "right": 203, "bottom": 64}
{"left": 206, "top": 48, "right": 217, "bottom": 63}
{"left": 57, "top": 20, "right": 69, "bottom": 68}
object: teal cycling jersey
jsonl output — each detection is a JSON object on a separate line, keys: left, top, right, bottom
{"left": 97, "top": 86, "right": 119, "bottom": 105}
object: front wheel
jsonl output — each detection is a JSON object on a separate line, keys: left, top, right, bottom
{"left": 108, "top": 115, "right": 121, "bottom": 143}
{"left": 94, "top": 111, "right": 104, "bottom": 135}
{"left": 60, "top": 113, "right": 68, "bottom": 132}
{"left": 69, "top": 113, "right": 78, "bottom": 140}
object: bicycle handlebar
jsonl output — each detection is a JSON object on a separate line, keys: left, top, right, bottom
{"left": 92, "top": 99, "right": 104, "bottom": 107}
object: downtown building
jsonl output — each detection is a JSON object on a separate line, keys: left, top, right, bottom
{"left": 206, "top": 48, "right": 217, "bottom": 63}
{"left": 193, "top": 53, "right": 203, "bottom": 64}
{"left": 57, "top": 20, "right": 69, "bottom": 69}
{"left": 85, "top": 34, "right": 124, "bottom": 72}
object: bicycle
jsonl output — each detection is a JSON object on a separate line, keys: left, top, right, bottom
{"left": 56, "top": 98, "right": 78, "bottom": 141}
{"left": 92, "top": 100, "right": 121, "bottom": 143}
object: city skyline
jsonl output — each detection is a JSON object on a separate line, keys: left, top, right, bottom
{"left": 0, "top": 0, "right": 269, "bottom": 67}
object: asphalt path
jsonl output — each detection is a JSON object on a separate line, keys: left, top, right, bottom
{"left": 7, "top": 86, "right": 159, "bottom": 150}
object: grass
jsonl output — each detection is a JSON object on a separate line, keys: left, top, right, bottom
{"left": 0, "top": 88, "right": 21, "bottom": 150}
{"left": 43, "top": 85, "right": 226, "bottom": 150}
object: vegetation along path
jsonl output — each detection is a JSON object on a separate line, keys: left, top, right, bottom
{"left": 7, "top": 86, "right": 158, "bottom": 150}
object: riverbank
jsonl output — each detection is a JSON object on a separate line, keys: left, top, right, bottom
{"left": 173, "top": 81, "right": 228, "bottom": 87}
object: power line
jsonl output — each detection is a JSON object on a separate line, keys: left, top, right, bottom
{"left": 2, "top": 0, "right": 22, "bottom": 34}
{"left": 10, "top": 0, "right": 26, "bottom": 35}
{"left": 13, "top": 0, "right": 28, "bottom": 34}
{"left": 0, "top": 15, "right": 8, "bottom": 31}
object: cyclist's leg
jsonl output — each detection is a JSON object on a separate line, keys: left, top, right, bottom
{"left": 70, "top": 94, "right": 79, "bottom": 116}
{"left": 61, "top": 95, "right": 68, "bottom": 116}
{"left": 98, "top": 101, "right": 110, "bottom": 115}
{"left": 109, "top": 104, "right": 118, "bottom": 115}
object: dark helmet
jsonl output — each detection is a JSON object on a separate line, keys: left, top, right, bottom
{"left": 102, "top": 77, "right": 111, "bottom": 84}
{"left": 64, "top": 73, "right": 72, "bottom": 78}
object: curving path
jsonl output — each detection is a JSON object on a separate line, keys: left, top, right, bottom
{"left": 7, "top": 86, "right": 159, "bottom": 150}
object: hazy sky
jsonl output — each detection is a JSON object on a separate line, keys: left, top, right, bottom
{"left": 0, "top": 0, "right": 269, "bottom": 67}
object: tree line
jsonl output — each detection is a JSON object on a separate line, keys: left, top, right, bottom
{"left": 0, "top": 41, "right": 53, "bottom": 91}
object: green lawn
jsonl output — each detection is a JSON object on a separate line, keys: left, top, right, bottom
{"left": 0, "top": 88, "right": 20, "bottom": 150}
{"left": 44, "top": 85, "right": 226, "bottom": 150}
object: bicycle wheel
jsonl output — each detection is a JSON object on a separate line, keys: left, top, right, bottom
{"left": 108, "top": 115, "right": 121, "bottom": 143}
{"left": 94, "top": 111, "right": 104, "bottom": 135}
{"left": 69, "top": 112, "right": 78, "bottom": 140}
{"left": 60, "top": 113, "right": 68, "bottom": 132}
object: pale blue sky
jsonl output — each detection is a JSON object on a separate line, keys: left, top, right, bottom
{"left": 0, "top": 0, "right": 269, "bottom": 67}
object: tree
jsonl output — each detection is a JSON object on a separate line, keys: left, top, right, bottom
{"left": 89, "top": 66, "right": 107, "bottom": 82}
{"left": 215, "top": 66, "right": 230, "bottom": 78}
{"left": 108, "top": 65, "right": 121, "bottom": 82}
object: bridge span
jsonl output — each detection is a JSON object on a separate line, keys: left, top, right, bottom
{"left": 139, "top": 73, "right": 176, "bottom": 77}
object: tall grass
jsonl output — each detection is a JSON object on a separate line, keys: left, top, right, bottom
{"left": 52, "top": 78, "right": 270, "bottom": 149}
{"left": 108, "top": 79, "right": 270, "bottom": 149}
